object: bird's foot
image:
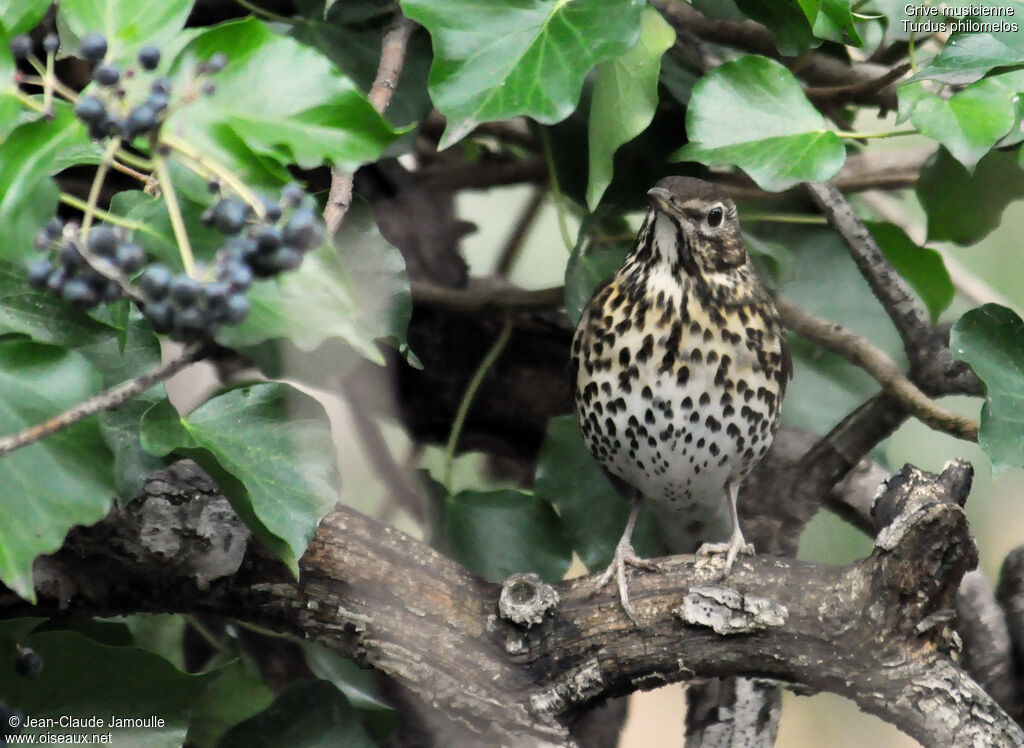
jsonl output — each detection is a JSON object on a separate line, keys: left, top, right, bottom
{"left": 695, "top": 535, "right": 755, "bottom": 579}
{"left": 592, "top": 537, "right": 660, "bottom": 625}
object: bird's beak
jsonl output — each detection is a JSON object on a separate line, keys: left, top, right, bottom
{"left": 646, "top": 186, "right": 675, "bottom": 214}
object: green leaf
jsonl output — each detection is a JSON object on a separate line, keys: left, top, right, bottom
{"left": 951, "top": 304, "right": 1024, "bottom": 474}
{"left": 917, "top": 146, "right": 1024, "bottom": 245}
{"left": 444, "top": 489, "right": 571, "bottom": 582}
{"left": 534, "top": 415, "right": 662, "bottom": 570}
{"left": 167, "top": 18, "right": 397, "bottom": 182}
{"left": 587, "top": 7, "right": 675, "bottom": 209}
{"left": 797, "top": 0, "right": 864, "bottom": 45}
{"left": 0, "top": 342, "right": 115, "bottom": 601}
{"left": 864, "top": 221, "right": 953, "bottom": 322}
{"left": 219, "top": 680, "right": 377, "bottom": 748}
{"left": 218, "top": 201, "right": 410, "bottom": 362}
{"left": 140, "top": 384, "right": 341, "bottom": 575}
{"left": 564, "top": 232, "right": 629, "bottom": 326}
{"left": 186, "top": 659, "right": 275, "bottom": 748}
{"left": 78, "top": 319, "right": 169, "bottom": 499}
{"left": 673, "top": 55, "right": 846, "bottom": 191}
{"left": 0, "top": 0, "right": 51, "bottom": 34}
{"left": 55, "top": 0, "right": 193, "bottom": 65}
{"left": 734, "top": 0, "right": 816, "bottom": 55}
{"left": 899, "top": 74, "right": 1022, "bottom": 169}
{"left": 912, "top": 4, "right": 1024, "bottom": 84}
{"left": 402, "top": 0, "right": 646, "bottom": 148}
{"left": 0, "top": 627, "right": 213, "bottom": 746}
{"left": 299, "top": 641, "right": 392, "bottom": 712}
{"left": 0, "top": 104, "right": 95, "bottom": 261}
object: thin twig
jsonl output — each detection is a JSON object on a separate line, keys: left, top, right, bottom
{"left": 495, "top": 187, "right": 547, "bottom": 276}
{"left": 153, "top": 151, "right": 196, "bottom": 276}
{"left": 0, "top": 345, "right": 206, "bottom": 458}
{"left": 410, "top": 281, "right": 563, "bottom": 312}
{"left": 804, "top": 64, "right": 910, "bottom": 102}
{"left": 805, "top": 182, "right": 954, "bottom": 383}
{"left": 777, "top": 297, "right": 978, "bottom": 441}
{"left": 443, "top": 314, "right": 515, "bottom": 490}
{"left": 325, "top": 14, "right": 416, "bottom": 236}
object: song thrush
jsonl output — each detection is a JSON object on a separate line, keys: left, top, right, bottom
{"left": 570, "top": 176, "right": 791, "bottom": 623}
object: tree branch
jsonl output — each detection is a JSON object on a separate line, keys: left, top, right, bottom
{"left": 324, "top": 14, "right": 416, "bottom": 236}
{"left": 805, "top": 180, "right": 981, "bottom": 396}
{"left": 776, "top": 296, "right": 979, "bottom": 440}
{"left": 0, "top": 343, "right": 206, "bottom": 458}
{"left": 6, "top": 459, "right": 1020, "bottom": 746}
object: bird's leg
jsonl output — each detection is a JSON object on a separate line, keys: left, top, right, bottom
{"left": 592, "top": 495, "right": 660, "bottom": 625}
{"left": 695, "top": 479, "right": 755, "bottom": 577}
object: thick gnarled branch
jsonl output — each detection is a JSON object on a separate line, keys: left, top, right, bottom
{"left": 5, "top": 459, "right": 1021, "bottom": 747}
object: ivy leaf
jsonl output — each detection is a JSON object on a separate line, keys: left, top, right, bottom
{"left": 534, "top": 415, "right": 662, "bottom": 571}
{"left": 402, "top": 0, "right": 646, "bottom": 148}
{"left": 796, "top": 0, "right": 864, "bottom": 46}
{"left": 186, "top": 660, "right": 275, "bottom": 748}
{"left": 0, "top": 104, "right": 94, "bottom": 262}
{"left": 911, "top": 5, "right": 1024, "bottom": 85}
{"left": 587, "top": 8, "right": 675, "bottom": 209}
{"left": 444, "top": 489, "right": 571, "bottom": 582}
{"left": 219, "top": 680, "right": 377, "bottom": 748}
{"left": 167, "top": 17, "right": 397, "bottom": 182}
{"left": 0, "top": 0, "right": 51, "bottom": 35}
{"left": 0, "top": 342, "right": 114, "bottom": 600}
{"left": 864, "top": 221, "right": 953, "bottom": 322}
{"left": 917, "top": 147, "right": 1024, "bottom": 245}
{"left": 951, "top": 304, "right": 1024, "bottom": 475}
{"left": 734, "top": 0, "right": 816, "bottom": 55}
{"left": 55, "top": 0, "right": 193, "bottom": 65}
{"left": 0, "top": 627, "right": 214, "bottom": 745}
{"left": 899, "top": 74, "right": 1023, "bottom": 170}
{"left": 140, "top": 383, "right": 342, "bottom": 575}
{"left": 673, "top": 55, "right": 846, "bottom": 191}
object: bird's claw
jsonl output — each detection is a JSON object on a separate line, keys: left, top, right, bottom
{"left": 695, "top": 537, "right": 755, "bottom": 579}
{"left": 592, "top": 538, "right": 660, "bottom": 626}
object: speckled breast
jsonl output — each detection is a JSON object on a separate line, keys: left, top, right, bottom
{"left": 571, "top": 275, "right": 786, "bottom": 520}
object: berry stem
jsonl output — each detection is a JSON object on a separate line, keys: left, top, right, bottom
{"left": 42, "top": 47, "right": 55, "bottom": 117}
{"left": 80, "top": 136, "right": 123, "bottom": 240}
{"left": 161, "top": 132, "right": 266, "bottom": 219}
{"left": 153, "top": 151, "right": 196, "bottom": 276}
{"left": 233, "top": 0, "right": 296, "bottom": 25}
{"left": 835, "top": 129, "right": 919, "bottom": 140}
{"left": 442, "top": 314, "right": 515, "bottom": 492}
{"left": 59, "top": 193, "right": 142, "bottom": 231}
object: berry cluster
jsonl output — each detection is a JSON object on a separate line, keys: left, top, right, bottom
{"left": 28, "top": 221, "right": 141, "bottom": 309}
{"left": 69, "top": 32, "right": 224, "bottom": 142}
{"left": 137, "top": 187, "right": 324, "bottom": 341}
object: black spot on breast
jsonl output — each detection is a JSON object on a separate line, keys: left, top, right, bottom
{"left": 699, "top": 392, "right": 711, "bottom": 406}
{"left": 619, "top": 348, "right": 631, "bottom": 367}
{"left": 637, "top": 334, "right": 654, "bottom": 363}
{"left": 681, "top": 396, "right": 693, "bottom": 409}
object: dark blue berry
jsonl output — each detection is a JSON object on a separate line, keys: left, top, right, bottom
{"left": 260, "top": 195, "right": 282, "bottom": 222}
{"left": 203, "top": 281, "right": 230, "bottom": 315}
{"left": 62, "top": 278, "right": 99, "bottom": 308}
{"left": 272, "top": 246, "right": 304, "bottom": 271}
{"left": 146, "top": 92, "right": 170, "bottom": 113}
{"left": 207, "top": 52, "right": 228, "bottom": 73}
{"left": 15, "top": 648, "right": 43, "bottom": 678}
{"left": 75, "top": 95, "right": 107, "bottom": 124}
{"left": 59, "top": 241, "right": 82, "bottom": 269}
{"left": 10, "top": 35, "right": 33, "bottom": 60}
{"left": 252, "top": 225, "right": 281, "bottom": 255}
{"left": 87, "top": 225, "right": 118, "bottom": 256}
{"left": 144, "top": 300, "right": 173, "bottom": 333}
{"left": 282, "top": 209, "right": 324, "bottom": 251}
{"left": 175, "top": 306, "right": 206, "bottom": 333}
{"left": 218, "top": 259, "right": 253, "bottom": 291}
{"left": 151, "top": 77, "right": 172, "bottom": 95}
{"left": 46, "top": 267, "right": 67, "bottom": 294}
{"left": 223, "top": 293, "right": 250, "bottom": 323}
{"left": 45, "top": 217, "right": 64, "bottom": 237}
{"left": 79, "top": 32, "right": 107, "bottom": 61}
{"left": 211, "top": 198, "right": 250, "bottom": 235}
{"left": 170, "top": 275, "right": 201, "bottom": 308}
{"left": 99, "top": 280, "right": 122, "bottom": 302}
{"left": 115, "top": 242, "right": 145, "bottom": 273}
{"left": 123, "top": 104, "right": 158, "bottom": 139}
{"left": 42, "top": 34, "right": 59, "bottom": 55}
{"left": 138, "top": 46, "right": 161, "bottom": 70}
{"left": 281, "top": 184, "right": 304, "bottom": 207}
{"left": 28, "top": 259, "right": 54, "bottom": 289}
{"left": 93, "top": 64, "right": 120, "bottom": 86}
{"left": 140, "top": 264, "right": 171, "bottom": 300}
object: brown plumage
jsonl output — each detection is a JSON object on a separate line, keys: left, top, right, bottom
{"left": 571, "top": 176, "right": 791, "bottom": 623}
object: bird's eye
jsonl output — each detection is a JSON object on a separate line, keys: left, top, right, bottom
{"left": 707, "top": 206, "right": 724, "bottom": 228}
